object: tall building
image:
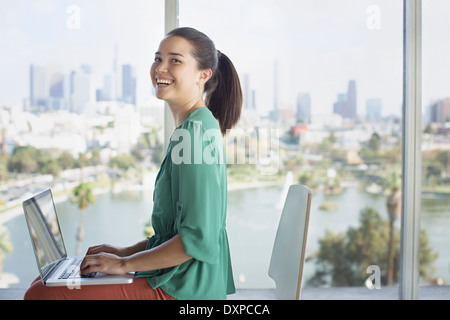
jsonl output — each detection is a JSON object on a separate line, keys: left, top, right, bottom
{"left": 71, "top": 70, "right": 95, "bottom": 114}
{"left": 49, "top": 73, "right": 64, "bottom": 98}
{"left": 48, "top": 71, "right": 66, "bottom": 110}
{"left": 333, "top": 93, "right": 347, "bottom": 117}
{"left": 122, "top": 64, "right": 136, "bottom": 105}
{"left": 30, "top": 64, "right": 48, "bottom": 108}
{"left": 333, "top": 80, "right": 357, "bottom": 120}
{"left": 296, "top": 92, "right": 311, "bottom": 124}
{"left": 429, "top": 98, "right": 450, "bottom": 123}
{"left": 98, "top": 74, "right": 113, "bottom": 101}
{"left": 346, "top": 80, "right": 357, "bottom": 120}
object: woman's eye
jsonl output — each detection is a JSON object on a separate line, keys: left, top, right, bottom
{"left": 154, "top": 57, "right": 162, "bottom": 62}
{"left": 172, "top": 59, "right": 181, "bottom": 63}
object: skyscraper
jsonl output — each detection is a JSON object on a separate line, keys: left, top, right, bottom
{"left": 333, "top": 80, "right": 357, "bottom": 120}
{"left": 101, "top": 74, "right": 113, "bottom": 101}
{"left": 71, "top": 69, "right": 95, "bottom": 114}
{"left": 122, "top": 64, "right": 136, "bottom": 105}
{"left": 48, "top": 72, "right": 65, "bottom": 110}
{"left": 346, "top": 80, "right": 357, "bottom": 120}
{"left": 30, "top": 64, "right": 47, "bottom": 108}
{"left": 333, "top": 93, "right": 347, "bottom": 117}
{"left": 296, "top": 92, "right": 311, "bottom": 124}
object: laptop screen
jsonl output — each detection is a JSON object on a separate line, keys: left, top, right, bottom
{"left": 23, "top": 189, "right": 67, "bottom": 278}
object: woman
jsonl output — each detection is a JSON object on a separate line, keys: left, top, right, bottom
{"left": 24, "top": 27, "right": 242, "bottom": 300}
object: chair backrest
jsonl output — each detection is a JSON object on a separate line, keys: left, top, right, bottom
{"left": 268, "top": 184, "right": 312, "bottom": 300}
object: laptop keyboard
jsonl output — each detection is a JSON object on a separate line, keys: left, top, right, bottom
{"left": 59, "top": 257, "right": 97, "bottom": 279}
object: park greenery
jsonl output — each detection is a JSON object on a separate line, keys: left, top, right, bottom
{"left": 306, "top": 207, "right": 438, "bottom": 287}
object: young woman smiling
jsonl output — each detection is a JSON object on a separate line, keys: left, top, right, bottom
{"left": 24, "top": 27, "right": 242, "bottom": 300}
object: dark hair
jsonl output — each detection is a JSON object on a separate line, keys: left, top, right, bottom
{"left": 166, "top": 27, "right": 243, "bottom": 135}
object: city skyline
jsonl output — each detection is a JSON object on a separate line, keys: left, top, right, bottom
{"left": 28, "top": 60, "right": 138, "bottom": 113}
{"left": 25, "top": 60, "right": 390, "bottom": 123}
{"left": 1, "top": 1, "right": 450, "bottom": 118}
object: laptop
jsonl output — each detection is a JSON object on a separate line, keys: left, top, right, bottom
{"left": 23, "top": 189, "right": 134, "bottom": 287}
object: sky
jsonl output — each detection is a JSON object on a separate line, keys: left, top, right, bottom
{"left": 1, "top": 0, "right": 449, "bottom": 118}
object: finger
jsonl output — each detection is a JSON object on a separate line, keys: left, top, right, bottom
{"left": 86, "top": 245, "right": 105, "bottom": 255}
{"left": 80, "top": 264, "right": 100, "bottom": 275}
{"left": 80, "top": 255, "right": 99, "bottom": 273}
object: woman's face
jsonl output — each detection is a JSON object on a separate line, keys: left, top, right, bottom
{"left": 150, "top": 36, "right": 211, "bottom": 107}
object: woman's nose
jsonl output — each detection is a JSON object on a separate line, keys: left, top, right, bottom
{"left": 155, "top": 61, "right": 168, "bottom": 74}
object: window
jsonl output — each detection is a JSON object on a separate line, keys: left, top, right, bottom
{"left": 1, "top": 1, "right": 164, "bottom": 287}
{"left": 180, "top": 0, "right": 407, "bottom": 290}
{"left": 420, "top": 0, "right": 450, "bottom": 289}
{"left": 1, "top": 0, "right": 448, "bottom": 298}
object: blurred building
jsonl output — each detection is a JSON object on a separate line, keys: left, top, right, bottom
{"left": 428, "top": 98, "right": 450, "bottom": 123}
{"left": 333, "top": 80, "right": 357, "bottom": 120}
{"left": 122, "top": 64, "right": 136, "bottom": 105}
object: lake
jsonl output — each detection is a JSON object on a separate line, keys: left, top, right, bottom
{"left": 3, "top": 184, "right": 450, "bottom": 289}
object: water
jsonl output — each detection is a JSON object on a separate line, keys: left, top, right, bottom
{"left": 3, "top": 185, "right": 450, "bottom": 289}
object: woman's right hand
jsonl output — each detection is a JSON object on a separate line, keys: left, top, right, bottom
{"left": 85, "top": 244, "right": 128, "bottom": 257}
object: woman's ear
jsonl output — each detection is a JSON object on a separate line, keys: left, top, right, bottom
{"left": 199, "top": 69, "right": 213, "bottom": 85}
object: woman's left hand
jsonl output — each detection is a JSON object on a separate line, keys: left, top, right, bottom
{"left": 80, "top": 252, "right": 128, "bottom": 275}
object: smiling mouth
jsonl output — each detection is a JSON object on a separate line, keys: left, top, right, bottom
{"left": 156, "top": 78, "right": 174, "bottom": 86}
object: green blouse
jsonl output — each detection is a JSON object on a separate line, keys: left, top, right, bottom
{"left": 135, "top": 107, "right": 235, "bottom": 300}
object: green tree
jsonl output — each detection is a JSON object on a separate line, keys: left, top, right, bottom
{"left": 383, "top": 170, "right": 402, "bottom": 286}
{"left": 359, "top": 132, "right": 382, "bottom": 166}
{"left": 109, "top": 154, "right": 136, "bottom": 171}
{"left": 58, "top": 151, "right": 77, "bottom": 170}
{"left": 0, "top": 152, "right": 8, "bottom": 180}
{"left": 72, "top": 183, "right": 95, "bottom": 255}
{"left": 7, "top": 145, "right": 39, "bottom": 173}
{"left": 436, "top": 150, "right": 449, "bottom": 171}
{"left": 368, "top": 132, "right": 381, "bottom": 154}
{"left": 307, "top": 207, "right": 438, "bottom": 287}
{"left": 41, "top": 158, "right": 61, "bottom": 179}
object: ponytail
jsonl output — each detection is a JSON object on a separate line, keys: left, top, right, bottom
{"left": 166, "top": 27, "right": 243, "bottom": 135}
{"left": 205, "top": 51, "right": 243, "bottom": 135}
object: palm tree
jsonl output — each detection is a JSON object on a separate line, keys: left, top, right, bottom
{"left": 72, "top": 183, "right": 95, "bottom": 255}
{"left": 384, "top": 170, "right": 401, "bottom": 286}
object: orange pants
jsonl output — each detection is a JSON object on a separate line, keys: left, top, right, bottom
{"left": 24, "top": 276, "right": 176, "bottom": 300}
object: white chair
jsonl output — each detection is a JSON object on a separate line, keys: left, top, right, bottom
{"left": 268, "top": 184, "right": 312, "bottom": 300}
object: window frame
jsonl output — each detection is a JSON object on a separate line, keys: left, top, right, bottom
{"left": 400, "top": 0, "right": 422, "bottom": 300}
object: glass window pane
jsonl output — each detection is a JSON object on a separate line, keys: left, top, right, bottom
{"left": 421, "top": 0, "right": 450, "bottom": 288}
{"left": 180, "top": 0, "right": 404, "bottom": 290}
{"left": 0, "top": 0, "right": 164, "bottom": 287}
